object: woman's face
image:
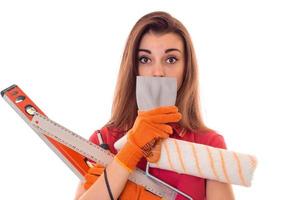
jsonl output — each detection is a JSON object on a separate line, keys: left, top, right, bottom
{"left": 137, "top": 31, "right": 185, "bottom": 90}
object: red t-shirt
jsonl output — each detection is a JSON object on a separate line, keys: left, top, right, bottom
{"left": 89, "top": 123, "right": 227, "bottom": 200}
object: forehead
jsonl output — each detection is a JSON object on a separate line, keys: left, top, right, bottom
{"left": 138, "top": 32, "right": 184, "bottom": 51}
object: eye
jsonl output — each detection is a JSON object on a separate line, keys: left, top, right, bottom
{"left": 138, "top": 56, "right": 151, "bottom": 64}
{"left": 166, "top": 56, "right": 178, "bottom": 64}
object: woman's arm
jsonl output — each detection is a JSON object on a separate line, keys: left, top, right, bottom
{"left": 75, "top": 158, "right": 130, "bottom": 200}
{"left": 206, "top": 180, "right": 235, "bottom": 200}
{"left": 75, "top": 106, "right": 181, "bottom": 199}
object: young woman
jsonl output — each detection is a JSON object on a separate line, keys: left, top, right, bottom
{"left": 75, "top": 11, "right": 235, "bottom": 200}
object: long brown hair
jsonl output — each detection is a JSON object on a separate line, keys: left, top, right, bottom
{"left": 105, "top": 11, "right": 214, "bottom": 134}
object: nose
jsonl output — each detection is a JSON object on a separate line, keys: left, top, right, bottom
{"left": 152, "top": 63, "right": 165, "bottom": 77}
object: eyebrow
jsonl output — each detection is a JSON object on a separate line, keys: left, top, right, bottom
{"left": 138, "top": 48, "right": 182, "bottom": 54}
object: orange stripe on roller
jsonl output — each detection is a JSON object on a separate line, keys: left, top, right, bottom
{"left": 191, "top": 143, "right": 204, "bottom": 177}
{"left": 219, "top": 150, "right": 231, "bottom": 183}
{"left": 206, "top": 146, "right": 220, "bottom": 180}
{"left": 233, "top": 152, "right": 247, "bottom": 186}
{"left": 163, "top": 141, "right": 175, "bottom": 171}
{"left": 174, "top": 139, "right": 186, "bottom": 173}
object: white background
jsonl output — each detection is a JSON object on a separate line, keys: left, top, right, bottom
{"left": 1, "top": 0, "right": 299, "bottom": 199}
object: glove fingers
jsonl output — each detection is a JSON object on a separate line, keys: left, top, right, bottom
{"left": 147, "top": 113, "right": 182, "bottom": 124}
{"left": 138, "top": 106, "right": 178, "bottom": 117}
{"left": 83, "top": 182, "right": 93, "bottom": 190}
{"left": 147, "top": 123, "right": 172, "bottom": 139}
{"left": 84, "top": 174, "right": 99, "bottom": 189}
{"left": 151, "top": 123, "right": 173, "bottom": 135}
{"left": 88, "top": 164, "right": 105, "bottom": 176}
{"left": 132, "top": 120, "right": 172, "bottom": 138}
{"left": 85, "top": 173, "right": 99, "bottom": 183}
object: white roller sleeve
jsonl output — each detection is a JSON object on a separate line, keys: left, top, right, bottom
{"left": 115, "top": 135, "right": 257, "bottom": 187}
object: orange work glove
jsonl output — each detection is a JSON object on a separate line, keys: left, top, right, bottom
{"left": 115, "top": 106, "right": 182, "bottom": 172}
{"left": 83, "top": 164, "right": 162, "bottom": 200}
{"left": 145, "top": 139, "right": 163, "bottom": 163}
